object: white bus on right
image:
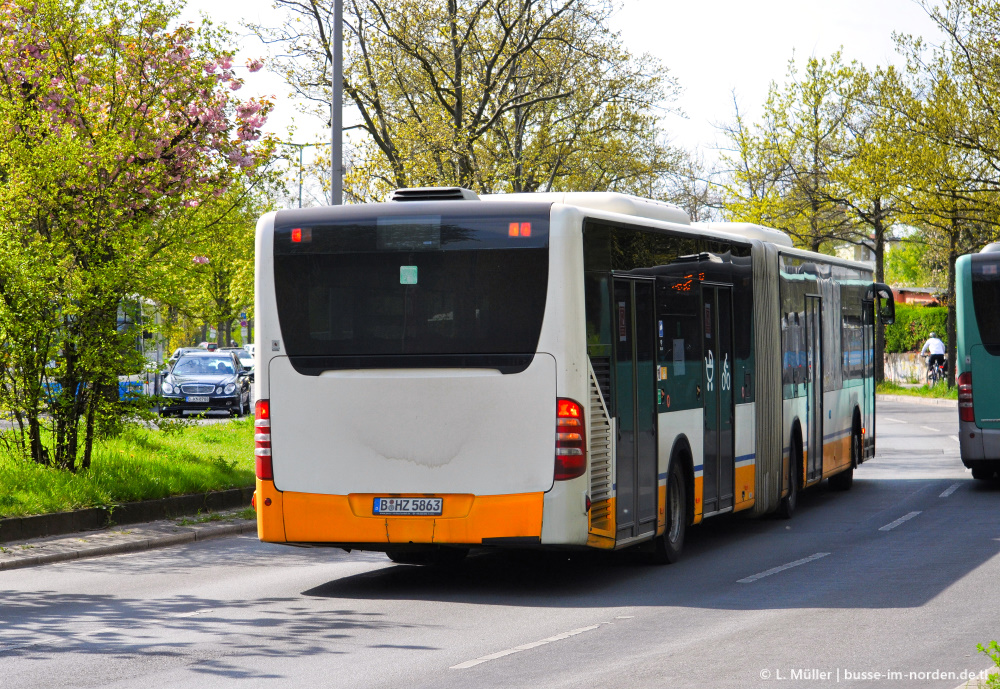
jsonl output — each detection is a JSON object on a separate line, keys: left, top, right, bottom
{"left": 957, "top": 243, "right": 1000, "bottom": 479}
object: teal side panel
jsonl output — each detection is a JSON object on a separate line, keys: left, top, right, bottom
{"left": 956, "top": 254, "right": 976, "bottom": 378}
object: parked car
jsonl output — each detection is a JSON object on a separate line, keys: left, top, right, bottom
{"left": 197, "top": 341, "right": 219, "bottom": 351}
{"left": 221, "top": 346, "right": 254, "bottom": 372}
{"left": 167, "top": 347, "right": 201, "bottom": 367}
{"left": 159, "top": 350, "right": 252, "bottom": 417}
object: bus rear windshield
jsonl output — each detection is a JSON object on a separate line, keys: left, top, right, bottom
{"left": 972, "top": 254, "right": 1000, "bottom": 346}
{"left": 272, "top": 211, "right": 549, "bottom": 371}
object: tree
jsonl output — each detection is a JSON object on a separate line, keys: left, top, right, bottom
{"left": 721, "top": 53, "right": 860, "bottom": 253}
{"left": 0, "top": 0, "right": 274, "bottom": 469}
{"left": 251, "top": 0, "right": 683, "bottom": 199}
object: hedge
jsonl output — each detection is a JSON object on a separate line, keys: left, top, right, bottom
{"left": 884, "top": 304, "right": 948, "bottom": 353}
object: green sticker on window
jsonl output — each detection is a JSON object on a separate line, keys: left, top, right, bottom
{"left": 400, "top": 265, "right": 418, "bottom": 284}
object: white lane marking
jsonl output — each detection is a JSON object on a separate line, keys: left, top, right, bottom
{"left": 921, "top": 425, "right": 941, "bottom": 432}
{"left": 451, "top": 624, "right": 603, "bottom": 669}
{"left": 171, "top": 609, "right": 212, "bottom": 618}
{"left": 950, "top": 435, "right": 960, "bottom": 443}
{"left": 881, "top": 417, "right": 905, "bottom": 423}
{"left": 879, "top": 511, "right": 922, "bottom": 531}
{"left": 737, "top": 552, "right": 830, "bottom": 584}
{"left": 940, "top": 483, "right": 961, "bottom": 498}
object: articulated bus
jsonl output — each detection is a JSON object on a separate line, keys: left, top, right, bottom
{"left": 252, "top": 188, "right": 895, "bottom": 563}
{"left": 957, "top": 243, "right": 1000, "bottom": 480}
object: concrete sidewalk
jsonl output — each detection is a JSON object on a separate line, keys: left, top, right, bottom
{"left": 0, "top": 508, "right": 256, "bottom": 571}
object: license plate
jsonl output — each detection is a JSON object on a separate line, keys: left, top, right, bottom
{"left": 373, "top": 497, "right": 443, "bottom": 516}
{"left": 186, "top": 396, "right": 210, "bottom": 403}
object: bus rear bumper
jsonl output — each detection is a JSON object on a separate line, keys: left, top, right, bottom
{"left": 254, "top": 479, "right": 544, "bottom": 548}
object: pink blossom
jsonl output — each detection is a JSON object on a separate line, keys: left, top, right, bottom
{"left": 247, "top": 58, "right": 264, "bottom": 73}
{"left": 193, "top": 255, "right": 210, "bottom": 264}
{"left": 219, "top": 56, "right": 233, "bottom": 70}
{"left": 204, "top": 61, "right": 217, "bottom": 74}
{"left": 76, "top": 76, "right": 89, "bottom": 87}
{"left": 183, "top": 199, "right": 199, "bottom": 208}
{"left": 228, "top": 81, "right": 242, "bottom": 91}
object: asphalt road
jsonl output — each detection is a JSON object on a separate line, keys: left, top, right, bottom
{"left": 3, "top": 399, "right": 999, "bottom": 689}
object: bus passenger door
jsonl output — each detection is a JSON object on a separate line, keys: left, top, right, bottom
{"left": 862, "top": 298, "right": 875, "bottom": 459}
{"left": 613, "top": 277, "right": 658, "bottom": 542}
{"left": 701, "top": 284, "right": 735, "bottom": 515}
{"left": 805, "top": 295, "right": 823, "bottom": 482}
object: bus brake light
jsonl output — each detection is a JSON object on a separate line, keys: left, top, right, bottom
{"left": 555, "top": 398, "right": 586, "bottom": 480}
{"left": 958, "top": 372, "right": 974, "bottom": 423}
{"left": 255, "top": 399, "right": 273, "bottom": 480}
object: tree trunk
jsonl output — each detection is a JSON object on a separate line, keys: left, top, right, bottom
{"left": 946, "top": 219, "right": 958, "bottom": 388}
{"left": 82, "top": 384, "right": 96, "bottom": 471}
{"left": 874, "top": 219, "right": 886, "bottom": 384}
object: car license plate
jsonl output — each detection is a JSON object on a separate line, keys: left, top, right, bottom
{"left": 186, "top": 396, "right": 210, "bottom": 403}
{"left": 373, "top": 497, "right": 443, "bottom": 516}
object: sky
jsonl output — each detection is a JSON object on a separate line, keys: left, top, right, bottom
{"left": 181, "top": 0, "right": 944, "bottom": 183}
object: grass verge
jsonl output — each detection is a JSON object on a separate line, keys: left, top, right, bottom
{"left": 877, "top": 380, "right": 958, "bottom": 400}
{"left": 0, "top": 418, "right": 253, "bottom": 518}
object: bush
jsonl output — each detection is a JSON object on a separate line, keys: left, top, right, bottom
{"left": 884, "top": 304, "right": 948, "bottom": 353}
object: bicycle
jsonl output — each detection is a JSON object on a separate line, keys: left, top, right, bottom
{"left": 924, "top": 355, "right": 946, "bottom": 386}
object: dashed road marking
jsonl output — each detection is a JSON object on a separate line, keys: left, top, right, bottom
{"left": 737, "top": 552, "right": 830, "bottom": 584}
{"left": 940, "top": 483, "right": 961, "bottom": 498}
{"left": 950, "top": 435, "right": 960, "bottom": 443}
{"left": 879, "top": 511, "right": 922, "bottom": 531}
{"left": 921, "top": 425, "right": 941, "bottom": 432}
{"left": 451, "top": 623, "right": 608, "bottom": 669}
{"left": 881, "top": 417, "right": 905, "bottom": 423}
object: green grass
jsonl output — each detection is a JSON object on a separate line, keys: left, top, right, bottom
{"left": 877, "top": 379, "right": 959, "bottom": 400}
{"left": 0, "top": 418, "right": 254, "bottom": 518}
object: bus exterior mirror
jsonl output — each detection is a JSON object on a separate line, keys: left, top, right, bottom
{"left": 865, "top": 282, "right": 895, "bottom": 325}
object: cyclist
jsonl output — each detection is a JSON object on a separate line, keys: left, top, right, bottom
{"left": 920, "top": 332, "right": 946, "bottom": 382}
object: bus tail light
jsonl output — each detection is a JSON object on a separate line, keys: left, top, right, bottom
{"left": 555, "top": 398, "right": 586, "bottom": 480}
{"left": 958, "top": 372, "right": 974, "bottom": 423}
{"left": 255, "top": 399, "right": 273, "bottom": 480}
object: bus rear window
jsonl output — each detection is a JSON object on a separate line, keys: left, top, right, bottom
{"left": 972, "top": 255, "right": 1000, "bottom": 345}
{"left": 272, "top": 211, "right": 549, "bottom": 370}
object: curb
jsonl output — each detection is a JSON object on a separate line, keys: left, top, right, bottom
{"left": 876, "top": 394, "right": 958, "bottom": 407}
{"left": 0, "top": 486, "right": 254, "bottom": 544}
{"left": 0, "top": 521, "right": 257, "bottom": 571}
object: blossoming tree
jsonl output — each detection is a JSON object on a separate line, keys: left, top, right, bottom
{"left": 0, "top": 0, "right": 274, "bottom": 469}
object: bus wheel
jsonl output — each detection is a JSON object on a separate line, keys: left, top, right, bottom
{"left": 972, "top": 466, "right": 996, "bottom": 480}
{"left": 649, "top": 460, "right": 687, "bottom": 564}
{"left": 830, "top": 422, "right": 859, "bottom": 491}
{"left": 778, "top": 431, "right": 801, "bottom": 519}
{"left": 386, "top": 547, "right": 468, "bottom": 566}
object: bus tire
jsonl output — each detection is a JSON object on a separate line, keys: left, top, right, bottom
{"left": 649, "top": 459, "right": 688, "bottom": 564}
{"left": 778, "top": 429, "right": 801, "bottom": 519}
{"left": 830, "top": 418, "right": 860, "bottom": 492}
{"left": 386, "top": 546, "right": 468, "bottom": 566}
{"left": 971, "top": 466, "right": 995, "bottom": 480}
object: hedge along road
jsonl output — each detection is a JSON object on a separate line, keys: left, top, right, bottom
{"left": 1, "top": 399, "right": 998, "bottom": 689}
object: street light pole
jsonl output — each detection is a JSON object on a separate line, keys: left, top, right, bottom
{"left": 279, "top": 142, "right": 321, "bottom": 208}
{"left": 331, "top": 0, "right": 343, "bottom": 205}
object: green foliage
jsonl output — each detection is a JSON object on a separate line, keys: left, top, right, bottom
{"left": 0, "top": 418, "right": 253, "bottom": 518}
{"left": 885, "top": 236, "right": 946, "bottom": 288}
{"left": 978, "top": 641, "right": 1000, "bottom": 688}
{"left": 883, "top": 304, "right": 948, "bottom": 353}
{"left": 0, "top": 0, "right": 273, "bottom": 470}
